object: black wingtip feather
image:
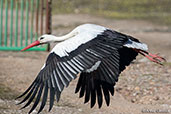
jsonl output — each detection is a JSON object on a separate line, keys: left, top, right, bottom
{"left": 79, "top": 74, "right": 86, "bottom": 98}
{"left": 89, "top": 74, "right": 96, "bottom": 108}
{"left": 75, "top": 73, "right": 84, "bottom": 93}
{"left": 76, "top": 70, "right": 115, "bottom": 109}
{"left": 55, "top": 89, "right": 61, "bottom": 102}
{"left": 37, "top": 81, "right": 48, "bottom": 113}
{"left": 84, "top": 78, "right": 90, "bottom": 104}
{"left": 49, "top": 78, "right": 55, "bottom": 112}
{"left": 17, "top": 83, "right": 37, "bottom": 105}
{"left": 79, "top": 85, "right": 85, "bottom": 98}
{"left": 90, "top": 90, "right": 96, "bottom": 108}
{"left": 102, "top": 83, "right": 110, "bottom": 106}
{"left": 95, "top": 80, "right": 103, "bottom": 108}
{"left": 28, "top": 83, "right": 44, "bottom": 114}
{"left": 20, "top": 85, "right": 39, "bottom": 109}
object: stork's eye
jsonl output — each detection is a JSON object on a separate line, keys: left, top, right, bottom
{"left": 40, "top": 37, "right": 44, "bottom": 40}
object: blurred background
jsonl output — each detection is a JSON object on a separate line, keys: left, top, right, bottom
{"left": 52, "top": 0, "right": 171, "bottom": 26}
{"left": 0, "top": 0, "right": 171, "bottom": 113}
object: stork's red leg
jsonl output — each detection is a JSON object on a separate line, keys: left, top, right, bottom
{"left": 148, "top": 53, "right": 166, "bottom": 62}
{"left": 134, "top": 49, "right": 166, "bottom": 65}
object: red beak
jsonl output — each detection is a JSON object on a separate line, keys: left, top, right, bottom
{"left": 21, "top": 41, "right": 40, "bottom": 51}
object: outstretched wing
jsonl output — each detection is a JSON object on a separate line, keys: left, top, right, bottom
{"left": 75, "top": 47, "right": 138, "bottom": 108}
{"left": 16, "top": 29, "right": 140, "bottom": 113}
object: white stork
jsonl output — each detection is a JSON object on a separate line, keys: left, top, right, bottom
{"left": 17, "top": 24, "right": 165, "bottom": 113}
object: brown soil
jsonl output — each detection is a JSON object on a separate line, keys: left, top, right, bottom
{"left": 0, "top": 14, "right": 171, "bottom": 114}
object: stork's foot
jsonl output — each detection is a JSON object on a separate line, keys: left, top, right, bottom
{"left": 144, "top": 53, "right": 166, "bottom": 65}
{"left": 134, "top": 49, "right": 166, "bottom": 65}
{"left": 148, "top": 53, "right": 166, "bottom": 62}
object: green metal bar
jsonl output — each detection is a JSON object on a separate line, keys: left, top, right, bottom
{"left": 4, "top": 0, "right": 8, "bottom": 46}
{"left": 15, "top": 1, "right": 18, "bottom": 47}
{"left": 0, "top": 45, "right": 48, "bottom": 51}
{"left": 10, "top": 0, "right": 14, "bottom": 47}
{"left": 20, "top": 0, "right": 24, "bottom": 46}
{"left": 25, "top": 0, "right": 29, "bottom": 46}
{"left": 0, "top": 0, "right": 3, "bottom": 46}
{"left": 30, "top": 0, "right": 34, "bottom": 43}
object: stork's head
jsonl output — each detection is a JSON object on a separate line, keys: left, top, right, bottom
{"left": 21, "top": 31, "right": 76, "bottom": 51}
{"left": 21, "top": 34, "right": 55, "bottom": 51}
{"left": 38, "top": 34, "right": 57, "bottom": 44}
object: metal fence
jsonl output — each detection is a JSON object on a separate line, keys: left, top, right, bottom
{"left": 0, "top": 0, "right": 52, "bottom": 51}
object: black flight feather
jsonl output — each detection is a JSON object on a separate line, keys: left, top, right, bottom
{"left": 38, "top": 81, "right": 48, "bottom": 113}
{"left": 28, "top": 83, "right": 44, "bottom": 114}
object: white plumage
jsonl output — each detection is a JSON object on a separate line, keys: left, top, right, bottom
{"left": 51, "top": 24, "right": 106, "bottom": 57}
{"left": 123, "top": 39, "right": 148, "bottom": 51}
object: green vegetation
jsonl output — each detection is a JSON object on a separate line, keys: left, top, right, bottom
{"left": 52, "top": 0, "right": 171, "bottom": 26}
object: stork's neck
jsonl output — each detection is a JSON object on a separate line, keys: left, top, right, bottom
{"left": 50, "top": 31, "right": 77, "bottom": 42}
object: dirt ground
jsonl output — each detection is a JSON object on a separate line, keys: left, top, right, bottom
{"left": 0, "top": 14, "right": 171, "bottom": 114}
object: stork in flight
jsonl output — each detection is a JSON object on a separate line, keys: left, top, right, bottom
{"left": 17, "top": 24, "right": 165, "bottom": 113}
